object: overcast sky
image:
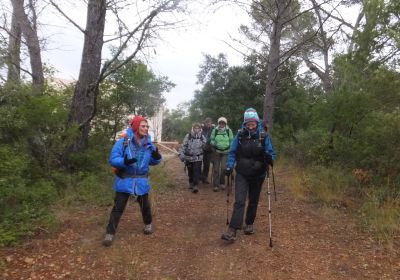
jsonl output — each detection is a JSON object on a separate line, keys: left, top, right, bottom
{"left": 38, "top": 1, "right": 250, "bottom": 110}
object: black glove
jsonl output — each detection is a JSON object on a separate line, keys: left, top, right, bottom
{"left": 151, "top": 147, "right": 162, "bottom": 160}
{"left": 124, "top": 154, "right": 137, "bottom": 165}
{"left": 225, "top": 168, "right": 233, "bottom": 176}
{"left": 265, "top": 153, "right": 273, "bottom": 167}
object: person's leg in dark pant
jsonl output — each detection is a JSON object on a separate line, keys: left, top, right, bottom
{"left": 229, "top": 173, "right": 249, "bottom": 230}
{"left": 192, "top": 161, "right": 202, "bottom": 187}
{"left": 245, "top": 176, "right": 265, "bottom": 226}
{"left": 219, "top": 153, "right": 227, "bottom": 186}
{"left": 213, "top": 153, "right": 221, "bottom": 189}
{"left": 137, "top": 194, "right": 152, "bottom": 225}
{"left": 202, "top": 152, "right": 211, "bottom": 183}
{"left": 106, "top": 192, "right": 130, "bottom": 234}
{"left": 187, "top": 162, "right": 194, "bottom": 186}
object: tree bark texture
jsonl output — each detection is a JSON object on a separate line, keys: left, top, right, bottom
{"left": 7, "top": 12, "right": 22, "bottom": 82}
{"left": 11, "top": 0, "right": 44, "bottom": 88}
{"left": 263, "top": 2, "right": 287, "bottom": 128}
{"left": 68, "top": 0, "right": 106, "bottom": 153}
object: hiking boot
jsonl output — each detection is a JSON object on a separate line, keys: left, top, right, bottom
{"left": 192, "top": 185, "right": 199, "bottom": 193}
{"left": 243, "top": 224, "right": 255, "bottom": 235}
{"left": 221, "top": 227, "right": 236, "bottom": 242}
{"left": 144, "top": 224, "right": 153, "bottom": 235}
{"left": 213, "top": 186, "right": 219, "bottom": 192}
{"left": 102, "top": 233, "right": 114, "bottom": 246}
{"left": 188, "top": 183, "right": 194, "bottom": 189}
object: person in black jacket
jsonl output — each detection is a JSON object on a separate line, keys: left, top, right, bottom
{"left": 221, "top": 108, "right": 276, "bottom": 242}
{"left": 201, "top": 118, "right": 214, "bottom": 184}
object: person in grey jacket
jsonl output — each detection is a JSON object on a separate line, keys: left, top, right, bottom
{"left": 179, "top": 123, "right": 207, "bottom": 193}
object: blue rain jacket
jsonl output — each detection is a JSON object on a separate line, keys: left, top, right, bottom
{"left": 109, "top": 128, "right": 162, "bottom": 195}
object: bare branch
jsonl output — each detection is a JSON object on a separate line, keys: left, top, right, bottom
{"left": 48, "top": 0, "right": 86, "bottom": 34}
{"left": 318, "top": 2, "right": 355, "bottom": 30}
{"left": 101, "top": 23, "right": 149, "bottom": 80}
{"left": 98, "top": 14, "right": 156, "bottom": 81}
{"left": 99, "top": 5, "right": 162, "bottom": 82}
{"left": 281, "top": 0, "right": 331, "bottom": 26}
{"left": 221, "top": 38, "right": 248, "bottom": 58}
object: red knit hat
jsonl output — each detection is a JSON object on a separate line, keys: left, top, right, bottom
{"left": 130, "top": 115, "right": 147, "bottom": 132}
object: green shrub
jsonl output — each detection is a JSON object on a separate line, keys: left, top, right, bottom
{"left": 0, "top": 178, "right": 57, "bottom": 246}
{"left": 56, "top": 170, "right": 114, "bottom": 207}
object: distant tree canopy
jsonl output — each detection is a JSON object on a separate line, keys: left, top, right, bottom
{"left": 189, "top": 53, "right": 265, "bottom": 132}
{"left": 162, "top": 104, "right": 192, "bottom": 142}
{"left": 94, "top": 60, "right": 174, "bottom": 141}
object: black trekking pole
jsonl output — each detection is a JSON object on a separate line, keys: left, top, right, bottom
{"left": 266, "top": 174, "right": 273, "bottom": 248}
{"left": 272, "top": 166, "right": 277, "bottom": 202}
{"left": 225, "top": 173, "right": 234, "bottom": 225}
{"left": 210, "top": 161, "right": 214, "bottom": 187}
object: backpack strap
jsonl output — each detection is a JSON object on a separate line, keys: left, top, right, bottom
{"left": 112, "top": 133, "right": 129, "bottom": 175}
{"left": 260, "top": 125, "right": 268, "bottom": 148}
{"left": 211, "top": 128, "right": 216, "bottom": 140}
{"left": 237, "top": 127, "right": 267, "bottom": 147}
{"left": 237, "top": 128, "right": 244, "bottom": 143}
{"left": 214, "top": 128, "right": 231, "bottom": 137}
{"left": 118, "top": 132, "right": 128, "bottom": 152}
{"left": 123, "top": 136, "right": 128, "bottom": 148}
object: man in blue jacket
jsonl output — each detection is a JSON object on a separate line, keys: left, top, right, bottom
{"left": 103, "top": 115, "right": 162, "bottom": 246}
{"left": 221, "top": 108, "right": 276, "bottom": 242}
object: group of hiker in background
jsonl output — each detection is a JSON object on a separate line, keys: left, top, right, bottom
{"left": 178, "top": 108, "right": 276, "bottom": 241}
{"left": 103, "top": 108, "right": 276, "bottom": 246}
{"left": 178, "top": 116, "right": 234, "bottom": 193}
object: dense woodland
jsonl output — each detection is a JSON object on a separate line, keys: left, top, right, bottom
{"left": 0, "top": 0, "right": 399, "bottom": 246}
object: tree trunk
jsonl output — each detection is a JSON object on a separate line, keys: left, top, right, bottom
{"left": 263, "top": 2, "right": 287, "bottom": 128}
{"left": 11, "top": 0, "right": 44, "bottom": 88}
{"left": 67, "top": 0, "right": 106, "bottom": 154}
{"left": 7, "top": 12, "right": 21, "bottom": 82}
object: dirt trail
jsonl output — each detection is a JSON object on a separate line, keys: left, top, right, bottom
{"left": 1, "top": 156, "right": 399, "bottom": 279}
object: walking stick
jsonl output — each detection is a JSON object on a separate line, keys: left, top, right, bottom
{"left": 210, "top": 162, "right": 214, "bottom": 187}
{"left": 272, "top": 166, "right": 277, "bottom": 202}
{"left": 267, "top": 174, "right": 273, "bottom": 248}
{"left": 225, "top": 173, "right": 234, "bottom": 225}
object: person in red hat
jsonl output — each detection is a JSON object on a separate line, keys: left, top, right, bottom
{"left": 103, "top": 115, "right": 162, "bottom": 246}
